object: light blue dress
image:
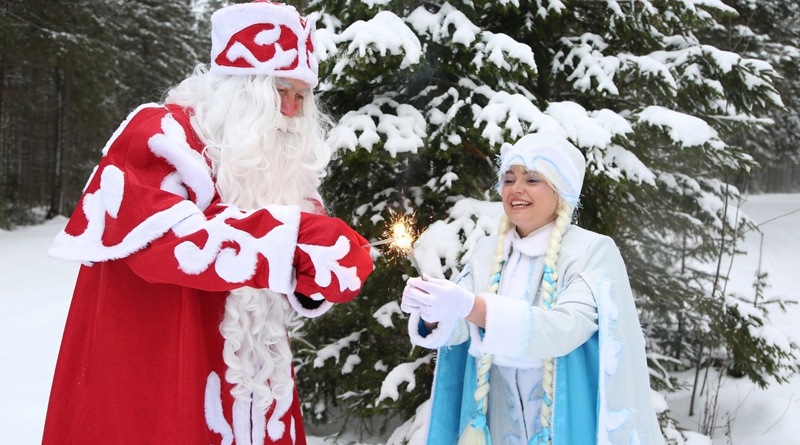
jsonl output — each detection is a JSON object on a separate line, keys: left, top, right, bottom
{"left": 408, "top": 224, "right": 664, "bottom": 445}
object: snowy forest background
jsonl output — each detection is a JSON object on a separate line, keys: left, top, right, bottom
{"left": 2, "top": 0, "right": 799, "bottom": 444}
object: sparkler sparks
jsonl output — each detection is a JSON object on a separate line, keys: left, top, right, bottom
{"left": 364, "top": 213, "right": 423, "bottom": 276}
{"left": 385, "top": 214, "right": 416, "bottom": 254}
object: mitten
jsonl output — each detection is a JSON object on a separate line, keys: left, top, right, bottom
{"left": 402, "top": 277, "right": 475, "bottom": 322}
{"left": 294, "top": 212, "right": 373, "bottom": 303}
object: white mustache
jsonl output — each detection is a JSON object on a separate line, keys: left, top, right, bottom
{"left": 275, "top": 116, "right": 307, "bottom": 133}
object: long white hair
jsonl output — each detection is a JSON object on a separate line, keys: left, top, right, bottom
{"left": 165, "top": 64, "right": 332, "bottom": 210}
{"left": 164, "top": 65, "right": 332, "bottom": 413}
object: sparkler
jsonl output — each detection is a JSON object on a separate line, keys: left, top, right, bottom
{"left": 363, "top": 213, "right": 423, "bottom": 277}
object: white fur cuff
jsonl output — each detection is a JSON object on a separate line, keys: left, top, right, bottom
{"left": 472, "top": 292, "right": 533, "bottom": 357}
{"left": 407, "top": 312, "right": 458, "bottom": 349}
{"left": 286, "top": 292, "right": 333, "bottom": 318}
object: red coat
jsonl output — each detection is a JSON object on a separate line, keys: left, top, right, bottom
{"left": 44, "top": 104, "right": 369, "bottom": 444}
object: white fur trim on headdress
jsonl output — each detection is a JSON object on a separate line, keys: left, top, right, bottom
{"left": 498, "top": 133, "right": 586, "bottom": 206}
{"left": 210, "top": 1, "right": 319, "bottom": 87}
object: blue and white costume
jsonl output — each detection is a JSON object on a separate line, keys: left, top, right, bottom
{"left": 408, "top": 223, "right": 663, "bottom": 444}
{"left": 404, "top": 134, "right": 664, "bottom": 445}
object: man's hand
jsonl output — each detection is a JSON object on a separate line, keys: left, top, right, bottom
{"left": 294, "top": 213, "right": 373, "bottom": 303}
{"left": 401, "top": 277, "right": 475, "bottom": 322}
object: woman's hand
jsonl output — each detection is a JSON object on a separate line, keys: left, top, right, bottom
{"left": 401, "top": 277, "right": 476, "bottom": 322}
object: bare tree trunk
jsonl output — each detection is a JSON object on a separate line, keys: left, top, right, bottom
{"left": 0, "top": 5, "right": 7, "bottom": 226}
{"left": 47, "top": 64, "right": 66, "bottom": 219}
{"left": 674, "top": 234, "right": 687, "bottom": 362}
{"left": 688, "top": 342, "right": 705, "bottom": 417}
{"left": 691, "top": 178, "right": 731, "bottom": 417}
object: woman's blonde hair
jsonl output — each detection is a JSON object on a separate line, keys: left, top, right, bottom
{"left": 460, "top": 185, "right": 574, "bottom": 445}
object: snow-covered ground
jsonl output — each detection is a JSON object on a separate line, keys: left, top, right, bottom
{"left": 666, "top": 193, "right": 800, "bottom": 445}
{"left": 1, "top": 194, "right": 798, "bottom": 444}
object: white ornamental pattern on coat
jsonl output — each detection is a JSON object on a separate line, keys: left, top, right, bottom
{"left": 171, "top": 204, "right": 300, "bottom": 292}
{"left": 147, "top": 110, "right": 301, "bottom": 291}
{"left": 298, "top": 235, "right": 362, "bottom": 292}
{"left": 49, "top": 105, "right": 215, "bottom": 264}
{"left": 148, "top": 113, "right": 215, "bottom": 211}
{"left": 597, "top": 280, "right": 639, "bottom": 445}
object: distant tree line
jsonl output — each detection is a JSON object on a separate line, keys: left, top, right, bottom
{"left": 715, "top": 1, "right": 800, "bottom": 193}
{"left": 0, "top": 0, "right": 221, "bottom": 227}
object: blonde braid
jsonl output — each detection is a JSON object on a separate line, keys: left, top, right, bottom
{"left": 534, "top": 200, "right": 574, "bottom": 445}
{"left": 458, "top": 215, "right": 514, "bottom": 445}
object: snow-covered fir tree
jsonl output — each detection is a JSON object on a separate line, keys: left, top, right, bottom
{"left": 0, "top": 0, "right": 207, "bottom": 226}
{"left": 283, "top": 0, "right": 797, "bottom": 440}
{"left": 707, "top": 0, "right": 800, "bottom": 192}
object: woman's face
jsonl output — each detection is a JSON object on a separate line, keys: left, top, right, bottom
{"left": 501, "top": 166, "right": 560, "bottom": 237}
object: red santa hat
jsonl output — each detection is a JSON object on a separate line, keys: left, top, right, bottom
{"left": 210, "top": 1, "right": 319, "bottom": 87}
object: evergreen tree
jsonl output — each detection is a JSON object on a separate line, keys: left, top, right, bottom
{"left": 292, "top": 0, "right": 797, "bottom": 439}
{"left": 112, "top": 0, "right": 209, "bottom": 110}
{"left": 0, "top": 0, "right": 208, "bottom": 227}
{"left": 709, "top": 0, "right": 800, "bottom": 191}
{"left": 692, "top": 0, "right": 800, "bottom": 396}
{"left": 1, "top": 0, "right": 120, "bottom": 225}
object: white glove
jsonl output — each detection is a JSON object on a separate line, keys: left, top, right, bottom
{"left": 401, "top": 277, "right": 475, "bottom": 322}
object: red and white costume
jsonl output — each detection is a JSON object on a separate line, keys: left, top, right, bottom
{"left": 43, "top": 3, "right": 371, "bottom": 444}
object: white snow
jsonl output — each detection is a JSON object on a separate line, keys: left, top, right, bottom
{"left": 473, "top": 92, "right": 564, "bottom": 145}
{"left": 313, "top": 330, "right": 364, "bottom": 368}
{"left": 638, "top": 106, "right": 720, "bottom": 148}
{"left": 545, "top": 101, "right": 614, "bottom": 149}
{"left": 334, "top": 11, "right": 422, "bottom": 69}
{"left": 406, "top": 4, "right": 535, "bottom": 73}
{"left": 373, "top": 301, "right": 403, "bottom": 328}
{"left": 341, "top": 354, "right": 362, "bottom": 374}
{"left": 0, "top": 217, "right": 78, "bottom": 442}
{"left": 2, "top": 194, "right": 799, "bottom": 444}
{"left": 407, "top": 4, "right": 480, "bottom": 47}
{"left": 618, "top": 53, "right": 678, "bottom": 90}
{"left": 478, "top": 31, "right": 536, "bottom": 72}
{"left": 601, "top": 144, "right": 658, "bottom": 185}
{"left": 360, "top": 0, "right": 390, "bottom": 8}
{"left": 686, "top": 0, "right": 738, "bottom": 14}
{"left": 327, "top": 97, "right": 427, "bottom": 157}
{"left": 554, "top": 34, "right": 620, "bottom": 95}
{"left": 313, "top": 28, "right": 339, "bottom": 62}
{"left": 589, "top": 108, "right": 634, "bottom": 136}
{"left": 375, "top": 354, "right": 433, "bottom": 405}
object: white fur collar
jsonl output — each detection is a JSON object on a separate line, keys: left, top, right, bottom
{"left": 503, "top": 222, "right": 568, "bottom": 260}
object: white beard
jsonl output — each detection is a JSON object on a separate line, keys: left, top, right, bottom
{"left": 215, "top": 117, "right": 317, "bottom": 413}
{"left": 213, "top": 115, "right": 321, "bottom": 210}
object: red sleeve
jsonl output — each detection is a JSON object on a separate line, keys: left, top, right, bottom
{"left": 52, "top": 103, "right": 372, "bottom": 300}
{"left": 124, "top": 200, "right": 301, "bottom": 293}
{"left": 52, "top": 103, "right": 302, "bottom": 294}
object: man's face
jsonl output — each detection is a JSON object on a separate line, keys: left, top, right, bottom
{"left": 275, "top": 77, "right": 311, "bottom": 118}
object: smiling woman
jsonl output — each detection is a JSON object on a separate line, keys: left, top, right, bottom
{"left": 400, "top": 133, "right": 664, "bottom": 445}
{"left": 500, "top": 168, "right": 560, "bottom": 238}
